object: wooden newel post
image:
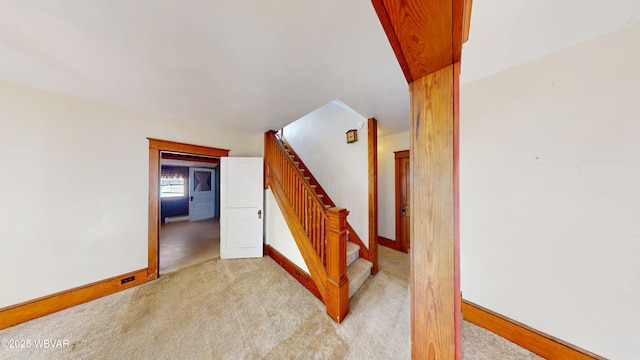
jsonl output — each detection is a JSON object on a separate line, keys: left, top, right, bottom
{"left": 325, "top": 207, "right": 349, "bottom": 323}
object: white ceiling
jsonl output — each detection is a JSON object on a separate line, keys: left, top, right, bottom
{"left": 0, "top": 0, "right": 639, "bottom": 136}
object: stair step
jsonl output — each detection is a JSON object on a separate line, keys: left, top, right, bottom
{"left": 311, "top": 185, "right": 317, "bottom": 190}
{"left": 347, "top": 258, "right": 373, "bottom": 298}
{"left": 346, "top": 241, "right": 360, "bottom": 266}
{"left": 305, "top": 177, "right": 310, "bottom": 181}
{"left": 318, "top": 194, "right": 323, "bottom": 199}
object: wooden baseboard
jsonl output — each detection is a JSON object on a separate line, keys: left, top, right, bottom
{"left": 265, "top": 245, "right": 322, "bottom": 301}
{"left": 0, "top": 268, "right": 148, "bottom": 330}
{"left": 462, "top": 300, "right": 605, "bottom": 360}
{"left": 378, "top": 236, "right": 402, "bottom": 251}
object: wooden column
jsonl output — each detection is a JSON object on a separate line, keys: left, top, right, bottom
{"left": 371, "top": 0, "right": 470, "bottom": 357}
{"left": 368, "top": 117, "right": 379, "bottom": 274}
{"left": 325, "top": 207, "right": 349, "bottom": 323}
{"left": 410, "top": 64, "right": 459, "bottom": 359}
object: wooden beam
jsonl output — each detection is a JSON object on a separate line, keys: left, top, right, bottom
{"left": 372, "top": 0, "right": 414, "bottom": 83}
{"left": 410, "top": 64, "right": 458, "bottom": 359}
{"left": 372, "top": 0, "right": 466, "bottom": 82}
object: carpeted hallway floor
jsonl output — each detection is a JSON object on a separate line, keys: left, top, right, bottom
{"left": 0, "top": 247, "right": 541, "bottom": 359}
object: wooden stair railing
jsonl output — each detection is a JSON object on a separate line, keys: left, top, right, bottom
{"left": 264, "top": 131, "right": 349, "bottom": 322}
{"left": 276, "top": 136, "right": 371, "bottom": 264}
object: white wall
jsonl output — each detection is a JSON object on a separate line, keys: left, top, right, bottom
{"left": 264, "top": 189, "right": 309, "bottom": 273}
{"left": 377, "top": 131, "right": 409, "bottom": 240}
{"left": 0, "top": 79, "right": 262, "bottom": 308}
{"left": 460, "top": 24, "right": 640, "bottom": 359}
{"left": 283, "top": 100, "right": 370, "bottom": 247}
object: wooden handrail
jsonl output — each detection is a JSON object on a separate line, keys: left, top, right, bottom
{"left": 264, "top": 131, "right": 349, "bottom": 322}
{"left": 277, "top": 136, "right": 371, "bottom": 264}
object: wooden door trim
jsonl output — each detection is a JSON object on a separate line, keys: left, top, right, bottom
{"left": 147, "top": 138, "right": 229, "bottom": 280}
{"left": 394, "top": 150, "right": 409, "bottom": 253}
{"left": 368, "top": 118, "right": 379, "bottom": 274}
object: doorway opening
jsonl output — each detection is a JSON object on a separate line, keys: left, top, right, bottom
{"left": 147, "top": 138, "right": 229, "bottom": 281}
{"left": 395, "top": 150, "right": 410, "bottom": 253}
{"left": 159, "top": 152, "right": 220, "bottom": 274}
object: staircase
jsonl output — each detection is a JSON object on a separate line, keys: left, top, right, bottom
{"left": 264, "top": 130, "right": 372, "bottom": 322}
{"left": 279, "top": 136, "right": 373, "bottom": 299}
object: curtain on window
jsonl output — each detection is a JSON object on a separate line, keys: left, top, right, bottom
{"left": 161, "top": 166, "right": 189, "bottom": 179}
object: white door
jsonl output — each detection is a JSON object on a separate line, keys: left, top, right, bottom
{"left": 189, "top": 167, "right": 215, "bottom": 222}
{"left": 220, "top": 157, "right": 264, "bottom": 259}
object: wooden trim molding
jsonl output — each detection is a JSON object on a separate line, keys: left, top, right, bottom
{"left": 265, "top": 245, "right": 322, "bottom": 301}
{"left": 161, "top": 153, "right": 220, "bottom": 165}
{"left": 377, "top": 236, "right": 398, "bottom": 251}
{"left": 462, "top": 0, "right": 473, "bottom": 43}
{"left": 147, "top": 138, "right": 230, "bottom": 280}
{"left": 0, "top": 269, "right": 147, "bottom": 330}
{"left": 148, "top": 149, "right": 160, "bottom": 280}
{"left": 367, "top": 117, "right": 379, "bottom": 274}
{"left": 462, "top": 300, "right": 606, "bottom": 360}
{"left": 148, "top": 138, "right": 230, "bottom": 157}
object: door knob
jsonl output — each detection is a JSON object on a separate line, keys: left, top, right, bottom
{"left": 258, "top": 210, "right": 262, "bottom": 219}
{"left": 190, "top": 196, "right": 194, "bottom": 201}
{"left": 401, "top": 207, "right": 406, "bottom": 216}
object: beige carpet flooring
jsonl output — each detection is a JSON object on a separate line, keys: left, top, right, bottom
{"left": 160, "top": 218, "right": 220, "bottom": 274}
{"left": 0, "top": 247, "right": 541, "bottom": 359}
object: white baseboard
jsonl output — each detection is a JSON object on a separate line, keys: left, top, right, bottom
{"left": 165, "top": 216, "right": 189, "bottom": 223}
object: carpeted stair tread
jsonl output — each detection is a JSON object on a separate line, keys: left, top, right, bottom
{"left": 347, "top": 258, "right": 372, "bottom": 298}
{"left": 346, "top": 242, "right": 360, "bottom": 267}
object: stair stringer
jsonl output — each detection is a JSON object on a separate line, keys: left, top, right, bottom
{"left": 267, "top": 167, "right": 328, "bottom": 302}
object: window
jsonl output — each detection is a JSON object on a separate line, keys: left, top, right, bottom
{"left": 160, "top": 177, "right": 185, "bottom": 198}
{"left": 160, "top": 166, "right": 189, "bottom": 198}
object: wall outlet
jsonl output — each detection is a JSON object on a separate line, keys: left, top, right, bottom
{"left": 120, "top": 276, "right": 135, "bottom": 284}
